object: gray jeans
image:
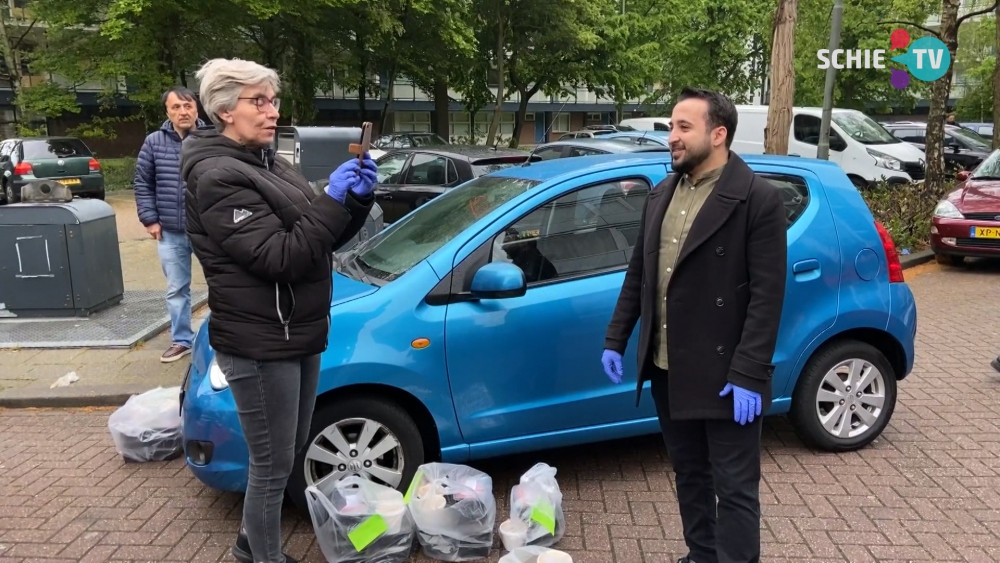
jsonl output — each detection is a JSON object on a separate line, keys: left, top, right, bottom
{"left": 217, "top": 351, "right": 321, "bottom": 563}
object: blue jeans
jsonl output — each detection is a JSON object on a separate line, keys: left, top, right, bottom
{"left": 157, "top": 229, "right": 194, "bottom": 347}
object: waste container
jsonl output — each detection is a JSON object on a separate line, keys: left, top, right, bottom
{"left": 273, "top": 126, "right": 384, "bottom": 251}
{"left": 0, "top": 180, "right": 124, "bottom": 318}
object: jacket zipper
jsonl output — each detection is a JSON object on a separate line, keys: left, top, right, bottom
{"left": 275, "top": 283, "right": 296, "bottom": 341}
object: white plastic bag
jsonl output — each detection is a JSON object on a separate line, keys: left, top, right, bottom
{"left": 498, "top": 546, "right": 574, "bottom": 563}
{"left": 404, "top": 462, "right": 496, "bottom": 561}
{"left": 107, "top": 386, "right": 183, "bottom": 462}
{"left": 508, "top": 463, "right": 565, "bottom": 548}
{"left": 304, "top": 476, "right": 415, "bottom": 563}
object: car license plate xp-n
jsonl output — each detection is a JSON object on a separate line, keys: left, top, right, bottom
{"left": 970, "top": 226, "right": 1000, "bottom": 239}
{"left": 59, "top": 178, "right": 81, "bottom": 185}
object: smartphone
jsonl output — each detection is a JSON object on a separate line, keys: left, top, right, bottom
{"left": 349, "top": 122, "right": 373, "bottom": 164}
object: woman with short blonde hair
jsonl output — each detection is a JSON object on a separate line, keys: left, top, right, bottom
{"left": 181, "top": 58, "right": 377, "bottom": 563}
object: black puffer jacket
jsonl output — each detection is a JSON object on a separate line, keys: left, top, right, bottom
{"left": 181, "top": 128, "right": 374, "bottom": 360}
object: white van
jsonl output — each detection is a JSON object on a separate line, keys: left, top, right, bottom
{"left": 731, "top": 105, "right": 927, "bottom": 188}
{"left": 618, "top": 117, "right": 671, "bottom": 131}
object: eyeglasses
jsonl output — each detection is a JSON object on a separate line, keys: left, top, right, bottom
{"left": 239, "top": 96, "right": 280, "bottom": 112}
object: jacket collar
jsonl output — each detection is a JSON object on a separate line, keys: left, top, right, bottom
{"left": 160, "top": 118, "right": 208, "bottom": 141}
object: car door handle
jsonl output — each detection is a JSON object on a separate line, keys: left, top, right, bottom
{"left": 792, "top": 258, "right": 821, "bottom": 281}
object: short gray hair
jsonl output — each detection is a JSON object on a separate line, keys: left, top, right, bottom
{"left": 195, "top": 58, "right": 280, "bottom": 130}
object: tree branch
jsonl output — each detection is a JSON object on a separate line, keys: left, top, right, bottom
{"left": 13, "top": 19, "right": 37, "bottom": 51}
{"left": 957, "top": 1, "right": 999, "bottom": 25}
{"left": 877, "top": 21, "right": 941, "bottom": 39}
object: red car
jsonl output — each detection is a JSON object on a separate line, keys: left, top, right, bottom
{"left": 931, "top": 150, "right": 1000, "bottom": 265}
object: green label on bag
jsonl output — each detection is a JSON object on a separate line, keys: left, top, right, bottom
{"left": 348, "top": 515, "right": 388, "bottom": 552}
{"left": 403, "top": 470, "right": 423, "bottom": 504}
{"left": 530, "top": 500, "right": 556, "bottom": 535}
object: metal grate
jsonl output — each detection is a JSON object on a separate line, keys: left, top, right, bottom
{"left": 955, "top": 238, "right": 1000, "bottom": 249}
{"left": 0, "top": 289, "right": 208, "bottom": 349}
{"left": 963, "top": 212, "right": 1000, "bottom": 221}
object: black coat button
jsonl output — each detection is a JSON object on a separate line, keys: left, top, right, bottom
{"left": 716, "top": 246, "right": 725, "bottom": 256}
{"left": 716, "top": 298, "right": 724, "bottom": 306}
{"left": 717, "top": 345, "right": 725, "bottom": 354}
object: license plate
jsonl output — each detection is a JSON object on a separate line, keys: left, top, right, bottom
{"left": 59, "top": 178, "right": 81, "bottom": 185}
{"left": 970, "top": 226, "right": 1000, "bottom": 238}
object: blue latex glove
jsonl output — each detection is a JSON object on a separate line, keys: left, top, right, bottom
{"left": 326, "top": 153, "right": 377, "bottom": 203}
{"left": 601, "top": 349, "right": 623, "bottom": 384}
{"left": 719, "top": 382, "right": 761, "bottom": 425}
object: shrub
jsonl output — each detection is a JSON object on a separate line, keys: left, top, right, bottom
{"left": 860, "top": 179, "right": 952, "bottom": 253}
{"left": 100, "top": 157, "right": 137, "bottom": 191}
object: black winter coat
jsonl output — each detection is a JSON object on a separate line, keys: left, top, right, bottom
{"left": 181, "top": 128, "right": 374, "bottom": 360}
{"left": 604, "top": 152, "right": 787, "bottom": 420}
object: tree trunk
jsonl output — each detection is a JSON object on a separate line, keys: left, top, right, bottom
{"left": 0, "top": 13, "right": 24, "bottom": 125}
{"left": 925, "top": 0, "right": 961, "bottom": 192}
{"left": 485, "top": 7, "right": 505, "bottom": 147}
{"left": 509, "top": 84, "right": 539, "bottom": 148}
{"left": 433, "top": 76, "right": 450, "bottom": 138}
{"left": 993, "top": 2, "right": 1000, "bottom": 150}
{"left": 764, "top": 0, "right": 797, "bottom": 155}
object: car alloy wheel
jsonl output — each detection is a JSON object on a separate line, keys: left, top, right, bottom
{"left": 814, "top": 358, "right": 886, "bottom": 439}
{"left": 790, "top": 340, "right": 897, "bottom": 452}
{"left": 304, "top": 417, "right": 405, "bottom": 492}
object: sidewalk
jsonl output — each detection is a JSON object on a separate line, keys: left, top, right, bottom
{"left": 0, "top": 191, "right": 209, "bottom": 406}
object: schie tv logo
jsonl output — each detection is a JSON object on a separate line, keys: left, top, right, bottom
{"left": 816, "top": 28, "right": 951, "bottom": 89}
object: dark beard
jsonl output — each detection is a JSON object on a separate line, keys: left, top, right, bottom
{"left": 672, "top": 144, "right": 711, "bottom": 175}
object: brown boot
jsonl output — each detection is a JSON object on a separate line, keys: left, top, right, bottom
{"left": 160, "top": 344, "right": 191, "bottom": 363}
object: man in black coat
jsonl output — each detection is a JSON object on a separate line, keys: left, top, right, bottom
{"left": 601, "top": 87, "right": 787, "bottom": 563}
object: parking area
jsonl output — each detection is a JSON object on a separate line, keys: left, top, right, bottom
{"left": 2, "top": 260, "right": 1000, "bottom": 563}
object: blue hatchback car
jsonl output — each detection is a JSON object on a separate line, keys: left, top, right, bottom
{"left": 180, "top": 151, "right": 917, "bottom": 510}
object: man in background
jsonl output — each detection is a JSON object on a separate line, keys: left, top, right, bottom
{"left": 134, "top": 87, "right": 206, "bottom": 363}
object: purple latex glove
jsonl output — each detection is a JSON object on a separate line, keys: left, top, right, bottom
{"left": 601, "top": 349, "right": 623, "bottom": 384}
{"left": 719, "top": 382, "right": 761, "bottom": 425}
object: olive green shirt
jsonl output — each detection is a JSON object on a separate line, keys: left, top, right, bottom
{"left": 653, "top": 165, "right": 724, "bottom": 370}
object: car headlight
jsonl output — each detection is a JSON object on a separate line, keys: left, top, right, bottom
{"left": 933, "top": 199, "right": 964, "bottom": 219}
{"left": 208, "top": 357, "right": 229, "bottom": 390}
{"left": 867, "top": 148, "right": 903, "bottom": 171}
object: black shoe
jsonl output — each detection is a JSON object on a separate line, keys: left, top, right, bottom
{"left": 677, "top": 558, "right": 699, "bottom": 563}
{"left": 992, "top": 356, "right": 1000, "bottom": 373}
{"left": 232, "top": 528, "right": 298, "bottom": 563}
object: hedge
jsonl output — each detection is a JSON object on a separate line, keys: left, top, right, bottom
{"left": 101, "top": 157, "right": 137, "bottom": 192}
{"left": 861, "top": 179, "right": 950, "bottom": 254}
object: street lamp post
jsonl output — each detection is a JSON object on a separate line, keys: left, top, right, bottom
{"left": 817, "top": 0, "right": 844, "bottom": 160}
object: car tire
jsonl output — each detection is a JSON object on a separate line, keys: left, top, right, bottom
{"left": 935, "top": 253, "right": 964, "bottom": 267}
{"left": 286, "top": 395, "right": 425, "bottom": 513}
{"left": 790, "top": 340, "right": 897, "bottom": 452}
{"left": 5, "top": 181, "right": 18, "bottom": 204}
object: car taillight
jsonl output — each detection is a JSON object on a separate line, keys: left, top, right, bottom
{"left": 13, "top": 162, "right": 31, "bottom": 175}
{"left": 89, "top": 158, "right": 100, "bottom": 171}
{"left": 874, "top": 221, "right": 904, "bottom": 283}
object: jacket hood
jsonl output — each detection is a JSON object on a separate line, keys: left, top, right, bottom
{"left": 181, "top": 127, "right": 275, "bottom": 179}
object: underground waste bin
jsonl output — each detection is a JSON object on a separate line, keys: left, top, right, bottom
{"left": 0, "top": 180, "right": 124, "bottom": 318}
{"left": 274, "top": 125, "right": 384, "bottom": 251}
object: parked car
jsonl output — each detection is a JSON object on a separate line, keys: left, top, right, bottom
{"left": 959, "top": 122, "right": 994, "bottom": 139}
{"left": 0, "top": 136, "right": 105, "bottom": 204}
{"left": 555, "top": 125, "right": 634, "bottom": 140}
{"left": 528, "top": 138, "right": 662, "bottom": 160}
{"left": 930, "top": 148, "right": 1000, "bottom": 266}
{"left": 881, "top": 121, "right": 991, "bottom": 174}
{"left": 180, "top": 151, "right": 917, "bottom": 511}
{"left": 373, "top": 145, "right": 531, "bottom": 223}
{"left": 370, "top": 132, "right": 449, "bottom": 160}
{"left": 618, "top": 117, "right": 672, "bottom": 131}
{"left": 601, "top": 131, "right": 672, "bottom": 147}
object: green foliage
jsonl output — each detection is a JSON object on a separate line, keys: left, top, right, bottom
{"left": 16, "top": 82, "right": 80, "bottom": 118}
{"left": 954, "top": 16, "right": 996, "bottom": 122}
{"left": 101, "top": 157, "right": 138, "bottom": 191}
{"left": 861, "top": 179, "right": 953, "bottom": 251}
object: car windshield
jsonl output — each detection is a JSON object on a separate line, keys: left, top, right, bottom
{"left": 409, "top": 133, "right": 448, "bottom": 146}
{"left": 472, "top": 157, "right": 528, "bottom": 176}
{"left": 950, "top": 126, "right": 992, "bottom": 151}
{"left": 348, "top": 175, "right": 540, "bottom": 282}
{"left": 832, "top": 112, "right": 899, "bottom": 145}
{"left": 971, "top": 149, "right": 1000, "bottom": 179}
{"left": 22, "top": 138, "right": 92, "bottom": 159}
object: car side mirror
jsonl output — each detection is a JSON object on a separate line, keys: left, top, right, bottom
{"left": 957, "top": 170, "right": 970, "bottom": 181}
{"left": 470, "top": 262, "right": 526, "bottom": 299}
{"left": 830, "top": 135, "right": 847, "bottom": 152}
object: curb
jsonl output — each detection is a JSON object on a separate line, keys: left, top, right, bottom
{"left": 0, "top": 383, "right": 158, "bottom": 409}
{"left": 900, "top": 249, "right": 934, "bottom": 269}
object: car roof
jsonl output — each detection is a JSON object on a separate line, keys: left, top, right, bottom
{"left": 490, "top": 151, "right": 845, "bottom": 184}
{"left": 534, "top": 138, "right": 650, "bottom": 152}
{"left": 383, "top": 144, "right": 528, "bottom": 161}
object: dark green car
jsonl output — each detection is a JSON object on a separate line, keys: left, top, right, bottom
{"left": 0, "top": 136, "right": 105, "bottom": 204}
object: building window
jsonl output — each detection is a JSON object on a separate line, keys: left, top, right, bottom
{"left": 450, "top": 111, "right": 471, "bottom": 140}
{"left": 552, "top": 113, "right": 570, "bottom": 132}
{"left": 469, "top": 112, "right": 516, "bottom": 141}
{"left": 395, "top": 112, "right": 431, "bottom": 133}
{"left": 586, "top": 113, "right": 602, "bottom": 122}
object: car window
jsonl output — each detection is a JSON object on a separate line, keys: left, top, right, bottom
{"left": 568, "top": 146, "right": 606, "bottom": 157}
{"left": 831, "top": 111, "right": 899, "bottom": 144}
{"left": 532, "top": 147, "right": 564, "bottom": 161}
{"left": 405, "top": 153, "right": 449, "bottom": 185}
{"left": 793, "top": 115, "right": 822, "bottom": 144}
{"left": 0, "top": 141, "right": 12, "bottom": 158}
{"left": 757, "top": 173, "right": 810, "bottom": 228}
{"left": 897, "top": 128, "right": 925, "bottom": 143}
{"left": 22, "top": 138, "right": 92, "bottom": 159}
{"left": 376, "top": 153, "right": 409, "bottom": 184}
{"left": 490, "top": 178, "right": 651, "bottom": 284}
{"left": 949, "top": 127, "right": 992, "bottom": 151}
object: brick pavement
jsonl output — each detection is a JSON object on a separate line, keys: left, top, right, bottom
{"left": 2, "top": 260, "right": 1000, "bottom": 562}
